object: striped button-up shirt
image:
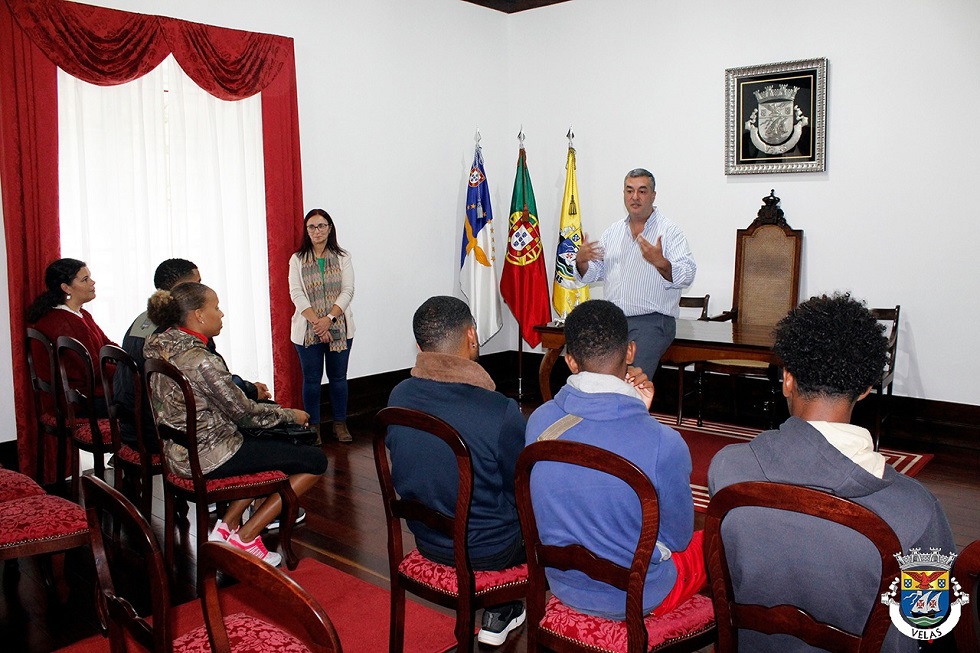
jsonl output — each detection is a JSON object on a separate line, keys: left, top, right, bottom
{"left": 575, "top": 207, "right": 696, "bottom": 318}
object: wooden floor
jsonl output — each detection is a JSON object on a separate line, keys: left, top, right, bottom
{"left": 2, "top": 403, "right": 979, "bottom": 653}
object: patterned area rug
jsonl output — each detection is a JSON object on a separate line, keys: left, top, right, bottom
{"left": 652, "top": 413, "right": 934, "bottom": 513}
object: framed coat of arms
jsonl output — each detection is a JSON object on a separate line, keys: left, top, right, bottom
{"left": 725, "top": 58, "right": 827, "bottom": 175}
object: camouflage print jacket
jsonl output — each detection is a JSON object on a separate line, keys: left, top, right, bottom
{"left": 143, "top": 328, "right": 292, "bottom": 477}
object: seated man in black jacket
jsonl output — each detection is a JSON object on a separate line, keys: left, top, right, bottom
{"left": 115, "top": 259, "right": 271, "bottom": 451}
{"left": 386, "top": 296, "right": 526, "bottom": 647}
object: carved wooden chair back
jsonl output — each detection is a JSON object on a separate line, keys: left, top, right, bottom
{"left": 99, "top": 344, "right": 161, "bottom": 518}
{"left": 704, "top": 481, "right": 900, "bottom": 652}
{"left": 730, "top": 192, "right": 803, "bottom": 327}
{"left": 515, "top": 440, "right": 716, "bottom": 653}
{"left": 143, "top": 357, "right": 299, "bottom": 570}
{"left": 26, "top": 328, "right": 68, "bottom": 487}
{"left": 373, "top": 406, "right": 528, "bottom": 653}
{"left": 56, "top": 335, "right": 112, "bottom": 500}
{"left": 953, "top": 538, "right": 980, "bottom": 653}
{"left": 868, "top": 306, "right": 901, "bottom": 450}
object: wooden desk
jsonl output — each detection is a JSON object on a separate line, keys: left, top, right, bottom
{"left": 533, "top": 319, "right": 779, "bottom": 401}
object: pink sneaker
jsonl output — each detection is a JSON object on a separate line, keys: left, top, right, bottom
{"left": 228, "top": 532, "right": 282, "bottom": 567}
{"left": 209, "top": 519, "right": 233, "bottom": 542}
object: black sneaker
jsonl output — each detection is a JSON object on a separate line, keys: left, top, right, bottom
{"left": 477, "top": 601, "right": 525, "bottom": 646}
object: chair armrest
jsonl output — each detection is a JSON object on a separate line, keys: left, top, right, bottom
{"left": 708, "top": 310, "right": 737, "bottom": 322}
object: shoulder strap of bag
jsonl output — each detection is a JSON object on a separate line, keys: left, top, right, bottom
{"left": 536, "top": 414, "right": 583, "bottom": 442}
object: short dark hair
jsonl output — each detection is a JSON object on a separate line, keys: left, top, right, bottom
{"left": 774, "top": 292, "right": 887, "bottom": 402}
{"left": 564, "top": 300, "right": 629, "bottom": 368}
{"left": 625, "top": 168, "right": 656, "bottom": 192}
{"left": 153, "top": 258, "right": 198, "bottom": 290}
{"left": 412, "top": 296, "right": 474, "bottom": 352}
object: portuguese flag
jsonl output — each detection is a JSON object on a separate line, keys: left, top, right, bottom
{"left": 500, "top": 146, "right": 551, "bottom": 347}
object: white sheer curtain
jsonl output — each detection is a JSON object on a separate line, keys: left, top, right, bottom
{"left": 57, "top": 55, "right": 274, "bottom": 390}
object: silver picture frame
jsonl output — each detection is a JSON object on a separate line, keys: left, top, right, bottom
{"left": 725, "top": 57, "right": 827, "bottom": 175}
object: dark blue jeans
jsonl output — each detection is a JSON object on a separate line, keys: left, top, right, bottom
{"left": 294, "top": 340, "right": 352, "bottom": 424}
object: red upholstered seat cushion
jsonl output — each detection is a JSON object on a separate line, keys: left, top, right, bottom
{"left": 70, "top": 418, "right": 112, "bottom": 446}
{"left": 397, "top": 548, "right": 528, "bottom": 597}
{"left": 116, "top": 444, "right": 162, "bottom": 468}
{"left": 166, "top": 469, "right": 289, "bottom": 493}
{"left": 538, "top": 593, "right": 716, "bottom": 653}
{"left": 0, "top": 495, "right": 88, "bottom": 549}
{"left": 173, "top": 612, "right": 311, "bottom": 653}
{"left": 0, "top": 468, "right": 46, "bottom": 502}
{"left": 40, "top": 412, "right": 59, "bottom": 429}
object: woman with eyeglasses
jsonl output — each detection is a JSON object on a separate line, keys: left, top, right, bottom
{"left": 27, "top": 258, "right": 116, "bottom": 416}
{"left": 288, "top": 209, "right": 356, "bottom": 444}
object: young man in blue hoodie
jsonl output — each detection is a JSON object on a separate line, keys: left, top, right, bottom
{"left": 525, "top": 299, "right": 704, "bottom": 620}
{"left": 708, "top": 293, "right": 954, "bottom": 652}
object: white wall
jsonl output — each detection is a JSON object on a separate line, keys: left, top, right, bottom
{"left": 503, "top": 0, "right": 980, "bottom": 405}
{"left": 3, "top": 0, "right": 977, "bottom": 447}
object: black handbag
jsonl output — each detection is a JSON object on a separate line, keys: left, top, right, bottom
{"left": 240, "top": 422, "right": 318, "bottom": 446}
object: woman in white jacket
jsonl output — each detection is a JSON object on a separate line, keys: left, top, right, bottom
{"left": 288, "top": 209, "right": 355, "bottom": 443}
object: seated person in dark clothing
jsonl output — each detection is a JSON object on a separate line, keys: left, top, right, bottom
{"left": 386, "top": 296, "right": 526, "bottom": 647}
{"left": 708, "top": 293, "right": 955, "bottom": 653}
{"left": 115, "top": 259, "right": 270, "bottom": 451}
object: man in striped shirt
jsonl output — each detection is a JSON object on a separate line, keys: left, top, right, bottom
{"left": 574, "top": 168, "right": 696, "bottom": 375}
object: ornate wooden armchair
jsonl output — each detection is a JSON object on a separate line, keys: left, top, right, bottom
{"left": 696, "top": 190, "right": 803, "bottom": 427}
{"left": 26, "top": 328, "right": 69, "bottom": 492}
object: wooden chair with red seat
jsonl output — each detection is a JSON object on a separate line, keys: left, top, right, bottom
{"left": 514, "top": 439, "right": 716, "bottom": 653}
{"left": 373, "top": 407, "right": 529, "bottom": 653}
{"left": 868, "top": 306, "right": 901, "bottom": 451}
{"left": 0, "top": 468, "right": 90, "bottom": 593}
{"left": 953, "top": 539, "right": 980, "bottom": 653}
{"left": 99, "top": 345, "right": 162, "bottom": 519}
{"left": 658, "top": 295, "right": 710, "bottom": 425}
{"left": 142, "top": 357, "right": 300, "bottom": 571}
{"left": 695, "top": 190, "right": 802, "bottom": 427}
{"left": 26, "top": 328, "right": 70, "bottom": 493}
{"left": 56, "top": 335, "right": 114, "bottom": 501}
{"left": 82, "top": 475, "right": 341, "bottom": 653}
{"left": 704, "top": 481, "right": 900, "bottom": 652}
{"left": 199, "top": 541, "right": 343, "bottom": 653}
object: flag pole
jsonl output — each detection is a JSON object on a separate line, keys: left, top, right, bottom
{"left": 515, "top": 125, "right": 526, "bottom": 400}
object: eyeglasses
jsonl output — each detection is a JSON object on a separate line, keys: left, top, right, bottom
{"left": 307, "top": 224, "right": 331, "bottom": 232}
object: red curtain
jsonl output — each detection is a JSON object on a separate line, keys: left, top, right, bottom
{"left": 0, "top": 0, "right": 304, "bottom": 479}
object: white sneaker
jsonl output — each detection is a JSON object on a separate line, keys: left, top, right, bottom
{"left": 228, "top": 532, "right": 282, "bottom": 567}
{"left": 208, "top": 519, "right": 233, "bottom": 542}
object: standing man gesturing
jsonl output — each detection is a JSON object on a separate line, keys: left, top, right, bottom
{"left": 575, "top": 168, "right": 696, "bottom": 376}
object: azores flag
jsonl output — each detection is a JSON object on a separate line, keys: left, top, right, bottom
{"left": 500, "top": 145, "right": 551, "bottom": 347}
{"left": 552, "top": 145, "right": 589, "bottom": 316}
{"left": 460, "top": 144, "right": 502, "bottom": 345}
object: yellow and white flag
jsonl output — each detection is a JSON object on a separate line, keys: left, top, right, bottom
{"left": 552, "top": 146, "right": 589, "bottom": 316}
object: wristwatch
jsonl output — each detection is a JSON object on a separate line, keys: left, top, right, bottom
{"left": 328, "top": 314, "right": 337, "bottom": 323}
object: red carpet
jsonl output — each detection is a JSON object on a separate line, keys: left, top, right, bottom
{"left": 57, "top": 558, "right": 457, "bottom": 653}
{"left": 652, "top": 413, "right": 934, "bottom": 513}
